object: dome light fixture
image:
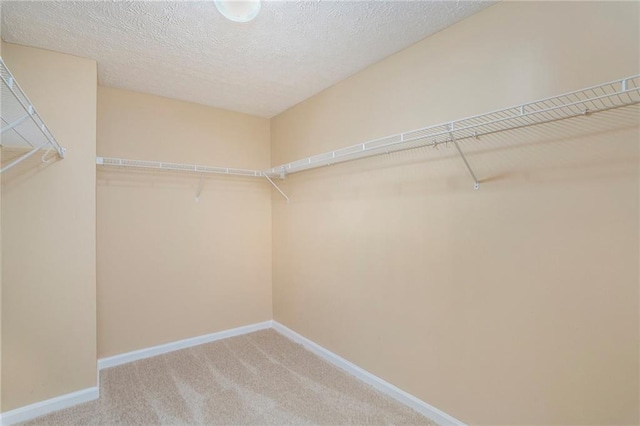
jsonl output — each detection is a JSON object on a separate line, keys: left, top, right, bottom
{"left": 214, "top": 0, "right": 261, "bottom": 23}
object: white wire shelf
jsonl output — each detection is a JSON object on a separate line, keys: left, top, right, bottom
{"left": 96, "top": 74, "right": 639, "bottom": 201}
{"left": 96, "top": 156, "right": 265, "bottom": 177}
{"left": 267, "top": 74, "right": 640, "bottom": 188}
{"left": 96, "top": 156, "right": 291, "bottom": 202}
{"left": 0, "top": 57, "right": 66, "bottom": 173}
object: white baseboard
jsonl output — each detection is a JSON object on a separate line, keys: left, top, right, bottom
{"left": 0, "top": 387, "right": 98, "bottom": 426}
{"left": 98, "top": 320, "right": 273, "bottom": 370}
{"left": 272, "top": 321, "right": 466, "bottom": 426}
{"left": 2, "top": 320, "right": 461, "bottom": 426}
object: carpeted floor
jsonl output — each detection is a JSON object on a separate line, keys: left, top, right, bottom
{"left": 25, "top": 329, "right": 435, "bottom": 425}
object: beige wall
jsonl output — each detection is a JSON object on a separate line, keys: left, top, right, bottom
{"left": 1, "top": 43, "right": 97, "bottom": 411}
{"left": 1, "top": 33, "right": 3, "bottom": 417}
{"left": 97, "top": 87, "right": 272, "bottom": 357}
{"left": 271, "top": 2, "right": 639, "bottom": 425}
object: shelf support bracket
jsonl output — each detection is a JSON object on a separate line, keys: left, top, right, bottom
{"left": 195, "top": 174, "right": 204, "bottom": 203}
{"left": 263, "top": 173, "right": 290, "bottom": 202}
{"left": 450, "top": 131, "right": 480, "bottom": 190}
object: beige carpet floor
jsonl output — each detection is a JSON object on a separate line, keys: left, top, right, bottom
{"left": 25, "top": 329, "right": 435, "bottom": 425}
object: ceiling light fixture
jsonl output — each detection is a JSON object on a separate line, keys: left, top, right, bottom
{"left": 214, "top": 0, "right": 261, "bottom": 23}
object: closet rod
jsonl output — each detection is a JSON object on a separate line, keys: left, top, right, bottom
{"left": 267, "top": 74, "right": 640, "bottom": 184}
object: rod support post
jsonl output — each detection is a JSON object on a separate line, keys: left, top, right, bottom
{"left": 450, "top": 132, "right": 480, "bottom": 191}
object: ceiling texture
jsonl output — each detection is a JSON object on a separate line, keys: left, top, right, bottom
{"left": 1, "top": 1, "right": 492, "bottom": 117}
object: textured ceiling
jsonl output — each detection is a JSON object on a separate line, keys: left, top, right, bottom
{"left": 1, "top": 1, "right": 493, "bottom": 117}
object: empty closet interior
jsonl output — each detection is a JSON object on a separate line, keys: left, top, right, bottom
{"left": 0, "top": 1, "right": 639, "bottom": 425}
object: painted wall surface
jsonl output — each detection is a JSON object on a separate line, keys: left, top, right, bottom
{"left": 0, "top": 34, "right": 3, "bottom": 416}
{"left": 97, "top": 87, "right": 272, "bottom": 358}
{"left": 1, "top": 42, "right": 97, "bottom": 411}
{"left": 271, "top": 2, "right": 640, "bottom": 425}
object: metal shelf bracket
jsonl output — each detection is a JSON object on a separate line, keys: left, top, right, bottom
{"left": 263, "top": 173, "right": 290, "bottom": 203}
{"left": 195, "top": 174, "right": 204, "bottom": 202}
{"left": 450, "top": 128, "right": 480, "bottom": 190}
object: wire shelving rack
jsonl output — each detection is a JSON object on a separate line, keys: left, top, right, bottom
{"left": 267, "top": 74, "right": 640, "bottom": 190}
{"left": 0, "top": 57, "right": 66, "bottom": 173}
{"left": 96, "top": 74, "right": 640, "bottom": 200}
